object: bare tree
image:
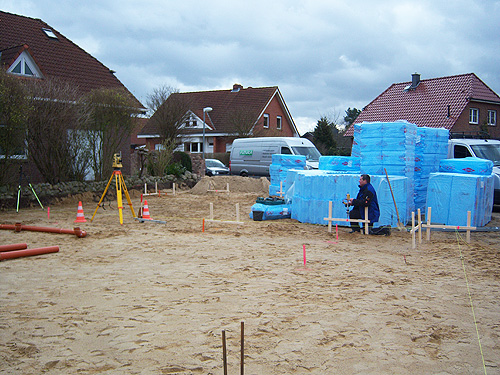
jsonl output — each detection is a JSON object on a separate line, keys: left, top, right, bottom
{"left": 25, "top": 78, "right": 88, "bottom": 184}
{"left": 0, "top": 69, "right": 30, "bottom": 185}
{"left": 227, "top": 107, "right": 258, "bottom": 138}
{"left": 146, "top": 138, "right": 177, "bottom": 176}
{"left": 146, "top": 85, "right": 192, "bottom": 143}
{"left": 82, "top": 88, "right": 138, "bottom": 180}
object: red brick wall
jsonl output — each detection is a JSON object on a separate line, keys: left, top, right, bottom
{"left": 253, "top": 95, "right": 296, "bottom": 137}
{"left": 452, "top": 102, "right": 500, "bottom": 138}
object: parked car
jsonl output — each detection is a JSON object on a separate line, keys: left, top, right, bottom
{"left": 448, "top": 138, "right": 500, "bottom": 205}
{"left": 205, "top": 159, "right": 230, "bottom": 176}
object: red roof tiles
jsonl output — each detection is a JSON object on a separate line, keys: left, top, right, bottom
{"left": 0, "top": 10, "right": 143, "bottom": 108}
{"left": 345, "top": 73, "right": 500, "bottom": 136}
{"left": 140, "top": 85, "right": 297, "bottom": 136}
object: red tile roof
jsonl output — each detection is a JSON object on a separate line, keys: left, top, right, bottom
{"left": 140, "top": 85, "right": 297, "bottom": 136}
{"left": 0, "top": 10, "right": 143, "bottom": 108}
{"left": 345, "top": 73, "right": 500, "bottom": 136}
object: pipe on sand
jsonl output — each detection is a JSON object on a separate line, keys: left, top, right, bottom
{"left": 0, "top": 246, "right": 59, "bottom": 260}
{"left": 0, "top": 223, "right": 87, "bottom": 238}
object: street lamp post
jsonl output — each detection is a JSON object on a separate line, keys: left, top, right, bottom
{"left": 202, "top": 106, "right": 212, "bottom": 160}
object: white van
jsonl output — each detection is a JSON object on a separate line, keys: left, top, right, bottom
{"left": 448, "top": 138, "right": 500, "bottom": 205}
{"left": 230, "top": 137, "right": 321, "bottom": 177}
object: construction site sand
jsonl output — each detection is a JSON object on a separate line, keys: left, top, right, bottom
{"left": 1, "top": 176, "right": 499, "bottom": 374}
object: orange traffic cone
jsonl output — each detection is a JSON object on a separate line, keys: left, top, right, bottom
{"left": 142, "top": 200, "right": 152, "bottom": 220}
{"left": 74, "top": 201, "right": 87, "bottom": 223}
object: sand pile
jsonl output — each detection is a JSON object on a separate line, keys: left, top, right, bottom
{"left": 189, "top": 176, "right": 270, "bottom": 195}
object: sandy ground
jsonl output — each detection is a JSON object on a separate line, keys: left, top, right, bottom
{"left": 1, "top": 176, "right": 499, "bottom": 375}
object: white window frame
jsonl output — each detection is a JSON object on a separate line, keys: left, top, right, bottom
{"left": 184, "top": 142, "right": 203, "bottom": 153}
{"left": 276, "top": 115, "right": 282, "bottom": 130}
{"left": 7, "top": 51, "right": 43, "bottom": 78}
{"left": 487, "top": 110, "right": 497, "bottom": 126}
{"left": 263, "top": 114, "right": 269, "bottom": 128}
{"left": 469, "top": 108, "right": 479, "bottom": 124}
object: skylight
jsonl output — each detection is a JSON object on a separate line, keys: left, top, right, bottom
{"left": 42, "top": 28, "right": 58, "bottom": 39}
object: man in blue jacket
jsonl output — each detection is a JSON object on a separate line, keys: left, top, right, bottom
{"left": 348, "top": 174, "right": 380, "bottom": 233}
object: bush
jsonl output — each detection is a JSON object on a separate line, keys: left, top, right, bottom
{"left": 165, "top": 162, "right": 186, "bottom": 177}
{"left": 173, "top": 151, "right": 192, "bottom": 172}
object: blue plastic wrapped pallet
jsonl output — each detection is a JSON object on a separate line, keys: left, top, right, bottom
{"left": 318, "top": 156, "right": 360, "bottom": 172}
{"left": 413, "top": 127, "right": 449, "bottom": 211}
{"left": 290, "top": 170, "right": 410, "bottom": 227}
{"left": 249, "top": 202, "right": 292, "bottom": 221}
{"left": 269, "top": 154, "right": 306, "bottom": 197}
{"left": 439, "top": 157, "right": 493, "bottom": 175}
{"left": 426, "top": 172, "right": 494, "bottom": 227}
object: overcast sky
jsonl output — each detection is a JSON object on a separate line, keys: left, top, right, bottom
{"left": 2, "top": 0, "right": 500, "bottom": 134}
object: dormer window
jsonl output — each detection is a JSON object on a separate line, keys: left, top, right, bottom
{"left": 42, "top": 28, "right": 58, "bottom": 39}
{"left": 184, "top": 116, "right": 197, "bottom": 127}
{"left": 7, "top": 51, "right": 42, "bottom": 78}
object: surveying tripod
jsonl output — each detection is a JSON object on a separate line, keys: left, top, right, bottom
{"left": 17, "top": 165, "right": 44, "bottom": 212}
{"left": 90, "top": 153, "right": 136, "bottom": 225}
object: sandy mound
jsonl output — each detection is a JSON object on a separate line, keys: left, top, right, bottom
{"left": 189, "top": 175, "right": 270, "bottom": 195}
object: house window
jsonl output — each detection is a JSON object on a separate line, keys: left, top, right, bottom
{"left": 277, "top": 115, "right": 282, "bottom": 130}
{"left": 488, "top": 110, "right": 497, "bottom": 126}
{"left": 42, "top": 28, "right": 58, "bottom": 39}
{"left": 263, "top": 114, "right": 269, "bottom": 128}
{"left": 7, "top": 52, "right": 42, "bottom": 78}
{"left": 184, "top": 142, "right": 202, "bottom": 153}
{"left": 469, "top": 108, "right": 479, "bottom": 124}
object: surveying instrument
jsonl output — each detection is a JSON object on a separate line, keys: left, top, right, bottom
{"left": 342, "top": 193, "right": 351, "bottom": 219}
{"left": 90, "top": 153, "right": 136, "bottom": 225}
{"left": 16, "top": 165, "right": 44, "bottom": 212}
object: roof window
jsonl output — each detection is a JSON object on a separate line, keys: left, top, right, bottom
{"left": 42, "top": 28, "right": 58, "bottom": 39}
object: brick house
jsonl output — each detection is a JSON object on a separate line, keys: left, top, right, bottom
{"left": 0, "top": 11, "right": 145, "bottom": 179}
{"left": 345, "top": 73, "right": 500, "bottom": 140}
{"left": 138, "top": 84, "right": 299, "bottom": 156}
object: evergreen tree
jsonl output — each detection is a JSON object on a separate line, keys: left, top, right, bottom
{"left": 344, "top": 107, "right": 361, "bottom": 126}
{"left": 313, "top": 116, "right": 336, "bottom": 155}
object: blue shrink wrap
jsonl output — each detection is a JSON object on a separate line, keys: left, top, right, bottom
{"left": 426, "top": 172, "right": 494, "bottom": 226}
{"left": 249, "top": 203, "right": 292, "bottom": 220}
{"left": 439, "top": 157, "right": 493, "bottom": 176}
{"left": 319, "top": 156, "right": 360, "bottom": 172}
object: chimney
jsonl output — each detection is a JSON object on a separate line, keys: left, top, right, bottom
{"left": 232, "top": 83, "right": 243, "bottom": 92}
{"left": 411, "top": 73, "right": 420, "bottom": 89}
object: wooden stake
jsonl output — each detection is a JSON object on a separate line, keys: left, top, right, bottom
{"left": 418, "top": 208, "right": 422, "bottom": 245}
{"left": 412, "top": 211, "right": 416, "bottom": 249}
{"left": 323, "top": 201, "right": 370, "bottom": 235}
{"left": 466, "top": 210, "right": 471, "bottom": 243}
{"left": 222, "top": 330, "right": 227, "bottom": 375}
{"left": 426, "top": 206, "right": 431, "bottom": 241}
{"left": 240, "top": 321, "right": 244, "bottom": 375}
{"left": 327, "top": 201, "right": 333, "bottom": 233}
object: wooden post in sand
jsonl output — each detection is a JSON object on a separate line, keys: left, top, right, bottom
{"left": 206, "top": 203, "right": 244, "bottom": 225}
{"left": 208, "top": 181, "right": 230, "bottom": 195}
{"left": 240, "top": 321, "right": 244, "bottom": 375}
{"left": 412, "top": 208, "right": 476, "bottom": 248}
{"left": 324, "top": 202, "right": 370, "bottom": 235}
{"left": 222, "top": 330, "right": 227, "bottom": 375}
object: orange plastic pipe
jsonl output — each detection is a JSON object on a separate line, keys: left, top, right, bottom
{"left": 0, "top": 223, "right": 87, "bottom": 238}
{"left": 0, "top": 246, "right": 59, "bottom": 260}
{"left": 0, "top": 243, "right": 28, "bottom": 252}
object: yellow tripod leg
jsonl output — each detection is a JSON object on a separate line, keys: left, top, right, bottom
{"left": 120, "top": 173, "right": 136, "bottom": 218}
{"left": 90, "top": 172, "right": 114, "bottom": 222}
{"left": 116, "top": 172, "right": 124, "bottom": 225}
